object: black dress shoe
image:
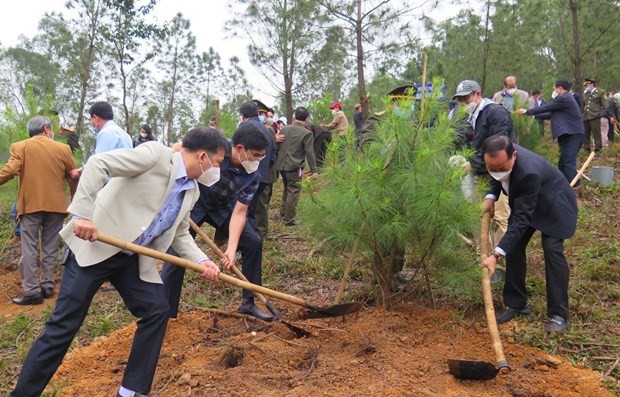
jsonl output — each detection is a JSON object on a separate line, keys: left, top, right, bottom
{"left": 117, "top": 393, "right": 160, "bottom": 397}
{"left": 544, "top": 315, "right": 568, "bottom": 333}
{"left": 12, "top": 293, "right": 44, "bottom": 306}
{"left": 42, "top": 287, "right": 54, "bottom": 299}
{"left": 496, "top": 306, "right": 532, "bottom": 324}
{"left": 238, "top": 301, "right": 274, "bottom": 322}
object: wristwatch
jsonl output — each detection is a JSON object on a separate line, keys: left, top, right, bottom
{"left": 492, "top": 251, "right": 502, "bottom": 261}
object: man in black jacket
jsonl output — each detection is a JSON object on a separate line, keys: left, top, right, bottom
{"left": 453, "top": 80, "right": 515, "bottom": 246}
{"left": 516, "top": 80, "right": 584, "bottom": 185}
{"left": 481, "top": 135, "right": 578, "bottom": 333}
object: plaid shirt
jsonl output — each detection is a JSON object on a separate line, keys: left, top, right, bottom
{"left": 197, "top": 144, "right": 259, "bottom": 227}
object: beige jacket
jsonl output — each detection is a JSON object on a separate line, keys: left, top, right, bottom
{"left": 59, "top": 142, "right": 204, "bottom": 284}
{"left": 325, "top": 110, "right": 349, "bottom": 136}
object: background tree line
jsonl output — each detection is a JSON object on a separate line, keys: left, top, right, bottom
{"left": 0, "top": 0, "right": 618, "bottom": 158}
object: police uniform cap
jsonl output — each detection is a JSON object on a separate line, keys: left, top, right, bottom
{"left": 252, "top": 99, "right": 273, "bottom": 114}
{"left": 583, "top": 78, "right": 596, "bottom": 86}
{"left": 387, "top": 85, "right": 417, "bottom": 100}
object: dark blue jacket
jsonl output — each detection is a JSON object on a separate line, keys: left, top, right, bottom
{"left": 525, "top": 93, "right": 584, "bottom": 140}
{"left": 470, "top": 103, "right": 515, "bottom": 175}
{"left": 247, "top": 117, "right": 276, "bottom": 185}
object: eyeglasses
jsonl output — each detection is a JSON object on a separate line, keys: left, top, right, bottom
{"left": 245, "top": 150, "right": 266, "bottom": 161}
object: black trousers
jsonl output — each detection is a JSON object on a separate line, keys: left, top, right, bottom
{"left": 161, "top": 209, "right": 263, "bottom": 318}
{"left": 503, "top": 227, "right": 570, "bottom": 320}
{"left": 10, "top": 252, "right": 169, "bottom": 396}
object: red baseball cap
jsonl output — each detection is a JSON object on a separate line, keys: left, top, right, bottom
{"left": 330, "top": 102, "right": 342, "bottom": 110}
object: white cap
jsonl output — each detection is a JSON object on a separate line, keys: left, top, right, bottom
{"left": 277, "top": 116, "right": 288, "bottom": 124}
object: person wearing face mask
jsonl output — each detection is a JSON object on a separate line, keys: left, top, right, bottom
{"left": 161, "top": 123, "right": 274, "bottom": 322}
{"left": 515, "top": 80, "right": 585, "bottom": 187}
{"left": 8, "top": 128, "right": 226, "bottom": 397}
{"left": 492, "top": 75, "right": 533, "bottom": 111}
{"left": 244, "top": 100, "right": 278, "bottom": 240}
{"left": 323, "top": 102, "right": 349, "bottom": 136}
{"left": 133, "top": 124, "right": 156, "bottom": 147}
{"left": 581, "top": 78, "right": 608, "bottom": 153}
{"left": 89, "top": 101, "right": 133, "bottom": 154}
{"left": 480, "top": 135, "right": 577, "bottom": 333}
{"left": 0, "top": 115, "right": 78, "bottom": 306}
{"left": 453, "top": 80, "right": 514, "bottom": 250}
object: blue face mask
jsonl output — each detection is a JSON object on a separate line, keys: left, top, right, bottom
{"left": 259, "top": 115, "right": 265, "bottom": 123}
{"left": 91, "top": 127, "right": 99, "bottom": 135}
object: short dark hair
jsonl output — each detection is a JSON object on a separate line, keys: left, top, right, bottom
{"left": 481, "top": 135, "right": 515, "bottom": 157}
{"left": 232, "top": 122, "right": 269, "bottom": 150}
{"left": 209, "top": 115, "right": 216, "bottom": 122}
{"left": 89, "top": 101, "right": 114, "bottom": 120}
{"left": 554, "top": 80, "right": 571, "bottom": 91}
{"left": 294, "top": 106, "right": 310, "bottom": 121}
{"left": 532, "top": 90, "right": 541, "bottom": 96}
{"left": 239, "top": 101, "right": 259, "bottom": 118}
{"left": 182, "top": 127, "right": 228, "bottom": 153}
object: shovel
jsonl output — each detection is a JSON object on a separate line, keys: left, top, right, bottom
{"left": 188, "top": 220, "right": 311, "bottom": 337}
{"left": 96, "top": 233, "right": 363, "bottom": 318}
{"left": 447, "top": 213, "right": 510, "bottom": 380}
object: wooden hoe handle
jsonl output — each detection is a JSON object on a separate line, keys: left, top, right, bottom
{"left": 480, "top": 213, "right": 510, "bottom": 374}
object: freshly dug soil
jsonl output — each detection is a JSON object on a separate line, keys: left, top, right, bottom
{"left": 52, "top": 304, "right": 611, "bottom": 397}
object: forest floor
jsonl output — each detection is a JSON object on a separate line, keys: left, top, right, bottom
{"left": 0, "top": 140, "right": 618, "bottom": 397}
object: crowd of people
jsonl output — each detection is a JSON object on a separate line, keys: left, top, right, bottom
{"left": 1, "top": 72, "right": 616, "bottom": 395}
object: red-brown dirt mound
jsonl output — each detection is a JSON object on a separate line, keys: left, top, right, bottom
{"left": 52, "top": 304, "right": 611, "bottom": 396}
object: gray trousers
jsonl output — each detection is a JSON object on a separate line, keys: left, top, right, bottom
{"left": 19, "top": 212, "right": 65, "bottom": 295}
{"left": 280, "top": 170, "right": 302, "bottom": 223}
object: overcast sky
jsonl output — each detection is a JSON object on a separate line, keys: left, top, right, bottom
{"left": 0, "top": 0, "right": 457, "bottom": 106}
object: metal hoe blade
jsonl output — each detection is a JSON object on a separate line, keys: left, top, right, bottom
{"left": 304, "top": 301, "right": 364, "bottom": 318}
{"left": 447, "top": 359, "right": 499, "bottom": 380}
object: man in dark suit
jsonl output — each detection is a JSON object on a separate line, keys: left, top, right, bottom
{"left": 9, "top": 129, "right": 226, "bottom": 397}
{"left": 276, "top": 106, "right": 319, "bottom": 226}
{"left": 517, "top": 80, "right": 585, "bottom": 185}
{"left": 480, "top": 135, "right": 578, "bottom": 333}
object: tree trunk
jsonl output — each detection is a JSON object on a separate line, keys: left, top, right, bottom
{"left": 356, "top": 0, "right": 369, "bottom": 124}
{"left": 569, "top": 0, "right": 582, "bottom": 87}
{"left": 166, "top": 45, "right": 179, "bottom": 146}
{"left": 481, "top": 0, "right": 492, "bottom": 93}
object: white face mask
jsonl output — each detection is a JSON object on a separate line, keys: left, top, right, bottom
{"left": 506, "top": 88, "right": 517, "bottom": 95}
{"left": 237, "top": 150, "right": 261, "bottom": 174}
{"left": 197, "top": 154, "right": 220, "bottom": 187}
{"left": 140, "top": 132, "right": 148, "bottom": 139}
{"left": 551, "top": 91, "right": 558, "bottom": 99}
{"left": 466, "top": 101, "right": 478, "bottom": 115}
{"left": 489, "top": 169, "right": 512, "bottom": 181}
{"left": 331, "top": 109, "right": 337, "bottom": 115}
